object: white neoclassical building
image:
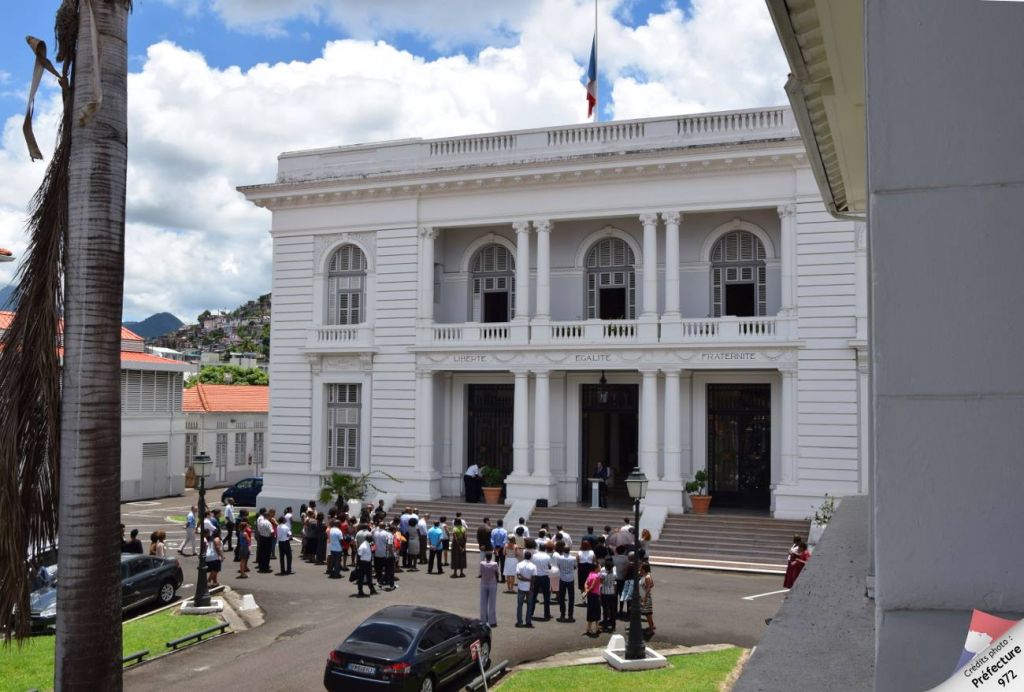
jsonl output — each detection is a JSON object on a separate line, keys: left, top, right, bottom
{"left": 239, "top": 106, "right": 868, "bottom": 520}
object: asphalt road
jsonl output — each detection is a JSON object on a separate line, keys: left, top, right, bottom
{"left": 122, "top": 491, "right": 787, "bottom": 692}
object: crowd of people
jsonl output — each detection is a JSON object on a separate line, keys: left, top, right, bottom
{"left": 159, "top": 499, "right": 657, "bottom": 638}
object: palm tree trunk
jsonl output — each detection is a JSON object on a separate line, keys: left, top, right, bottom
{"left": 56, "top": 2, "right": 130, "bottom": 689}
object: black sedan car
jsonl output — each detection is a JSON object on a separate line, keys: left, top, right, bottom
{"left": 31, "top": 553, "right": 184, "bottom": 633}
{"left": 324, "top": 605, "right": 491, "bottom": 692}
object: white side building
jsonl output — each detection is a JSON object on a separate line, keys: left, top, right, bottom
{"left": 183, "top": 383, "right": 268, "bottom": 487}
{"left": 239, "top": 106, "right": 867, "bottom": 520}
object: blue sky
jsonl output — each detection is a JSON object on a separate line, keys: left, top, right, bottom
{"left": 0, "top": 1, "right": 786, "bottom": 321}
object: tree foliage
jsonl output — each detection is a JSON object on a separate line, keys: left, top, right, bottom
{"left": 186, "top": 364, "right": 268, "bottom": 387}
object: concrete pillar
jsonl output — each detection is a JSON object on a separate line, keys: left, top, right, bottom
{"left": 415, "top": 369, "right": 434, "bottom": 474}
{"left": 780, "top": 367, "right": 797, "bottom": 485}
{"left": 418, "top": 227, "right": 437, "bottom": 322}
{"left": 661, "top": 212, "right": 681, "bottom": 317}
{"left": 777, "top": 204, "right": 797, "bottom": 315}
{"left": 680, "top": 371, "right": 693, "bottom": 478}
{"left": 639, "top": 369, "right": 659, "bottom": 480}
{"left": 662, "top": 368, "right": 681, "bottom": 482}
{"left": 512, "top": 370, "right": 530, "bottom": 476}
{"left": 534, "top": 220, "right": 551, "bottom": 320}
{"left": 639, "top": 213, "right": 659, "bottom": 317}
{"left": 513, "top": 221, "right": 530, "bottom": 321}
{"left": 533, "top": 370, "right": 550, "bottom": 477}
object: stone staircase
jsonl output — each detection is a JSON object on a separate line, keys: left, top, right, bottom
{"left": 397, "top": 498, "right": 809, "bottom": 573}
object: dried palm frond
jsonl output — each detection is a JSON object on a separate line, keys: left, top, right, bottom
{"left": 0, "top": 37, "right": 71, "bottom": 646}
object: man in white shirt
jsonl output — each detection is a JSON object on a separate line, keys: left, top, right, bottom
{"left": 223, "top": 498, "right": 236, "bottom": 552}
{"left": 515, "top": 551, "right": 538, "bottom": 628}
{"left": 373, "top": 523, "right": 390, "bottom": 586}
{"left": 327, "top": 520, "right": 344, "bottom": 578}
{"left": 276, "top": 516, "right": 293, "bottom": 575}
{"left": 464, "top": 463, "right": 482, "bottom": 502}
{"left": 530, "top": 545, "right": 553, "bottom": 621}
{"left": 555, "top": 546, "right": 578, "bottom": 622}
{"left": 516, "top": 517, "right": 530, "bottom": 538}
{"left": 356, "top": 535, "right": 377, "bottom": 596}
{"left": 555, "top": 525, "right": 572, "bottom": 550}
{"left": 255, "top": 508, "right": 273, "bottom": 573}
{"left": 416, "top": 514, "right": 429, "bottom": 565}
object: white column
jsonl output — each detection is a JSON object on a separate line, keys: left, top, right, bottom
{"left": 533, "top": 370, "right": 550, "bottom": 478}
{"left": 661, "top": 212, "right": 681, "bottom": 317}
{"left": 662, "top": 368, "right": 681, "bottom": 482}
{"left": 639, "top": 368, "right": 659, "bottom": 480}
{"left": 777, "top": 204, "right": 797, "bottom": 315}
{"left": 780, "top": 368, "right": 797, "bottom": 485}
{"left": 512, "top": 370, "right": 530, "bottom": 476}
{"left": 534, "top": 220, "right": 551, "bottom": 320}
{"left": 680, "top": 371, "right": 693, "bottom": 479}
{"left": 513, "top": 221, "right": 531, "bottom": 321}
{"left": 639, "top": 213, "right": 659, "bottom": 316}
{"left": 417, "top": 226, "right": 437, "bottom": 322}
{"left": 415, "top": 369, "right": 434, "bottom": 474}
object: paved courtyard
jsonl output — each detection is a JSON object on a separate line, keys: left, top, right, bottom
{"left": 122, "top": 491, "right": 788, "bottom": 691}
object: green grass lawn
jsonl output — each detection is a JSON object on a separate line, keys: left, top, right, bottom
{"left": 496, "top": 647, "right": 744, "bottom": 692}
{"left": 0, "top": 610, "right": 223, "bottom": 692}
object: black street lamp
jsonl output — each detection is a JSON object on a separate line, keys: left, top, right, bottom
{"left": 624, "top": 467, "right": 649, "bottom": 661}
{"left": 192, "top": 452, "right": 212, "bottom": 607}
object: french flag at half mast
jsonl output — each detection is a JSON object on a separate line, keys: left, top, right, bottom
{"left": 585, "top": 35, "right": 597, "bottom": 117}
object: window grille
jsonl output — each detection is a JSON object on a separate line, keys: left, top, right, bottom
{"left": 253, "top": 431, "right": 264, "bottom": 467}
{"left": 710, "top": 230, "right": 767, "bottom": 317}
{"left": 185, "top": 433, "right": 198, "bottom": 465}
{"left": 234, "top": 432, "right": 247, "bottom": 466}
{"left": 469, "top": 244, "right": 516, "bottom": 321}
{"left": 327, "top": 245, "right": 367, "bottom": 325}
{"left": 326, "top": 383, "right": 360, "bottom": 470}
{"left": 584, "top": 237, "right": 636, "bottom": 319}
{"left": 215, "top": 433, "right": 227, "bottom": 468}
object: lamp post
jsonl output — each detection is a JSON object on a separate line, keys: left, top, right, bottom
{"left": 624, "top": 467, "right": 649, "bottom": 660}
{"left": 192, "top": 452, "right": 212, "bottom": 607}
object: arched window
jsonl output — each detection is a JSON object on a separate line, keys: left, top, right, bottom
{"left": 326, "top": 245, "right": 367, "bottom": 325}
{"left": 470, "top": 244, "right": 515, "bottom": 322}
{"left": 710, "top": 231, "right": 766, "bottom": 317}
{"left": 585, "top": 237, "right": 636, "bottom": 320}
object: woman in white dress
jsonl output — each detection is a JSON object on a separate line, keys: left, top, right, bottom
{"left": 502, "top": 536, "right": 519, "bottom": 592}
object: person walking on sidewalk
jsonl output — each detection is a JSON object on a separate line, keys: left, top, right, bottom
{"left": 179, "top": 506, "right": 197, "bottom": 556}
{"left": 479, "top": 551, "right": 499, "bottom": 627}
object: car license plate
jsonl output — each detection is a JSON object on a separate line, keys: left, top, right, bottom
{"left": 347, "top": 663, "right": 376, "bottom": 675}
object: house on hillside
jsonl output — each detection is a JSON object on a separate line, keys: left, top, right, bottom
{"left": 0, "top": 312, "right": 191, "bottom": 501}
{"left": 183, "top": 383, "right": 268, "bottom": 487}
{"left": 239, "top": 106, "right": 867, "bottom": 520}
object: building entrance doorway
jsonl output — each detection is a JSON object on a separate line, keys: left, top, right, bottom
{"left": 706, "top": 383, "right": 771, "bottom": 510}
{"left": 466, "top": 384, "right": 514, "bottom": 498}
{"left": 580, "top": 383, "right": 638, "bottom": 506}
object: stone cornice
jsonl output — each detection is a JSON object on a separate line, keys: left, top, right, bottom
{"left": 241, "top": 143, "right": 809, "bottom": 211}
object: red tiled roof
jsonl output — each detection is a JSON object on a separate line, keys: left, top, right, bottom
{"left": 121, "top": 327, "right": 143, "bottom": 341}
{"left": 183, "top": 383, "right": 269, "bottom": 414}
{"left": 0, "top": 248, "right": 12, "bottom": 256}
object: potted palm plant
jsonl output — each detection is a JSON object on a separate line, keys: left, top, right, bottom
{"left": 481, "top": 466, "right": 506, "bottom": 505}
{"left": 319, "top": 470, "right": 399, "bottom": 513}
{"left": 685, "top": 469, "right": 712, "bottom": 514}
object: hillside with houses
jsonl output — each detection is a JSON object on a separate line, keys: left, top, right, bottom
{"left": 147, "top": 293, "right": 271, "bottom": 367}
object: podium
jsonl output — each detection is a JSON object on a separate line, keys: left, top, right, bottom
{"left": 587, "top": 477, "right": 605, "bottom": 509}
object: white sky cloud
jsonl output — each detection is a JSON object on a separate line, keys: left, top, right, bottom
{"left": 0, "top": 0, "right": 787, "bottom": 321}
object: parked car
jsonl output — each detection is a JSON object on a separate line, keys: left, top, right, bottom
{"left": 30, "top": 553, "right": 184, "bottom": 634}
{"left": 324, "top": 605, "right": 491, "bottom": 692}
{"left": 221, "top": 476, "right": 263, "bottom": 506}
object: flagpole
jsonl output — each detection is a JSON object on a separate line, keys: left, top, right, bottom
{"left": 594, "top": 0, "right": 599, "bottom": 122}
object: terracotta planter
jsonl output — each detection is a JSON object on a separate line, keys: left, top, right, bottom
{"left": 482, "top": 487, "right": 503, "bottom": 505}
{"left": 689, "top": 495, "right": 712, "bottom": 514}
